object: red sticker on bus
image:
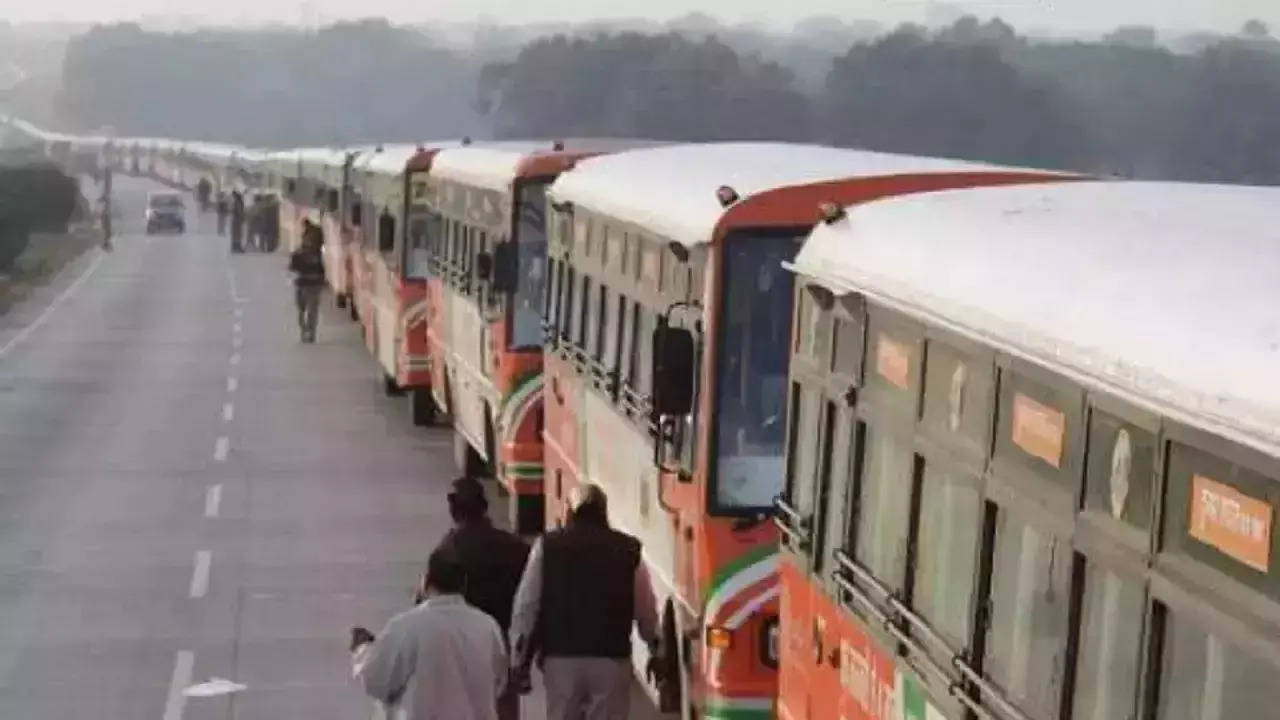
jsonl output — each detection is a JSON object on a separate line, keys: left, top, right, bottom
{"left": 1189, "top": 474, "right": 1273, "bottom": 572}
{"left": 1011, "top": 393, "right": 1065, "bottom": 468}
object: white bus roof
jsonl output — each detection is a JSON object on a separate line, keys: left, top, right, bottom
{"left": 793, "top": 180, "right": 1280, "bottom": 458}
{"left": 358, "top": 143, "right": 448, "bottom": 175}
{"left": 549, "top": 142, "right": 1033, "bottom": 248}
{"left": 432, "top": 140, "right": 654, "bottom": 193}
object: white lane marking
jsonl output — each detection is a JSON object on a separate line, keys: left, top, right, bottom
{"left": 163, "top": 650, "right": 194, "bottom": 720}
{"left": 232, "top": 335, "right": 243, "bottom": 348}
{"left": 226, "top": 377, "right": 238, "bottom": 393}
{"left": 232, "top": 322, "right": 241, "bottom": 334}
{"left": 222, "top": 402, "right": 234, "bottom": 422}
{"left": 189, "top": 551, "right": 211, "bottom": 598}
{"left": 229, "top": 353, "right": 241, "bottom": 366}
{"left": 0, "top": 252, "right": 105, "bottom": 359}
{"left": 204, "top": 484, "right": 222, "bottom": 518}
{"left": 213, "top": 436, "right": 229, "bottom": 462}
{"left": 234, "top": 307, "right": 243, "bottom": 318}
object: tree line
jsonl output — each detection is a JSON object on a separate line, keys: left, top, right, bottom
{"left": 53, "top": 17, "right": 1280, "bottom": 184}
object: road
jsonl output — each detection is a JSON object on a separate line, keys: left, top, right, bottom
{"left": 0, "top": 176, "right": 662, "bottom": 719}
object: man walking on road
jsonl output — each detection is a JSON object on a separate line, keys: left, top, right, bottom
{"left": 230, "top": 189, "right": 245, "bottom": 252}
{"left": 509, "top": 484, "right": 662, "bottom": 720}
{"left": 352, "top": 548, "right": 508, "bottom": 720}
{"left": 215, "top": 191, "right": 228, "bottom": 235}
{"left": 289, "top": 220, "right": 325, "bottom": 343}
{"left": 437, "top": 477, "right": 530, "bottom": 720}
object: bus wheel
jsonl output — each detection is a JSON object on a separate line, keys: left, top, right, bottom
{"left": 453, "top": 431, "right": 484, "bottom": 479}
{"left": 383, "top": 374, "right": 405, "bottom": 397}
{"left": 411, "top": 387, "right": 436, "bottom": 427}
{"left": 336, "top": 293, "right": 347, "bottom": 309}
{"left": 657, "top": 603, "right": 685, "bottom": 714}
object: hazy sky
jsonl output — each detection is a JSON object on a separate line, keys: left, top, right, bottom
{"left": 2, "top": 0, "right": 1277, "bottom": 35}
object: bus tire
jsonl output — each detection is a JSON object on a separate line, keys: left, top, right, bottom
{"left": 411, "top": 387, "right": 436, "bottom": 427}
{"left": 453, "top": 430, "right": 484, "bottom": 479}
{"left": 383, "top": 374, "right": 405, "bottom": 397}
{"left": 657, "top": 602, "right": 685, "bottom": 714}
{"left": 336, "top": 293, "right": 347, "bottom": 309}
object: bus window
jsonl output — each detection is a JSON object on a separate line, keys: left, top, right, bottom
{"left": 544, "top": 258, "right": 559, "bottom": 331}
{"left": 784, "top": 384, "right": 823, "bottom": 525}
{"left": 985, "top": 508, "right": 1072, "bottom": 720}
{"left": 831, "top": 313, "right": 863, "bottom": 379}
{"left": 1156, "top": 609, "right": 1280, "bottom": 720}
{"left": 853, "top": 430, "right": 915, "bottom": 591}
{"left": 405, "top": 212, "right": 441, "bottom": 280}
{"left": 712, "top": 232, "right": 798, "bottom": 511}
{"left": 1071, "top": 564, "right": 1144, "bottom": 720}
{"left": 634, "top": 305, "right": 654, "bottom": 398}
{"left": 812, "top": 401, "right": 844, "bottom": 576}
{"left": 591, "top": 284, "right": 608, "bottom": 364}
{"left": 560, "top": 267, "right": 576, "bottom": 343}
{"left": 512, "top": 184, "right": 547, "bottom": 350}
{"left": 796, "top": 285, "right": 832, "bottom": 361}
{"left": 1083, "top": 412, "right": 1155, "bottom": 532}
{"left": 912, "top": 465, "right": 982, "bottom": 648}
{"left": 578, "top": 275, "right": 594, "bottom": 353}
{"left": 603, "top": 291, "right": 621, "bottom": 374}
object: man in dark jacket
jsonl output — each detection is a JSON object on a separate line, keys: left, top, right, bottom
{"left": 509, "top": 484, "right": 659, "bottom": 720}
{"left": 436, "top": 477, "right": 530, "bottom": 720}
{"left": 289, "top": 220, "right": 326, "bottom": 342}
{"left": 230, "top": 190, "right": 246, "bottom": 252}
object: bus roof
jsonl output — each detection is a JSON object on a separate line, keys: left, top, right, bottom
{"left": 549, "top": 142, "right": 1055, "bottom": 248}
{"left": 360, "top": 143, "right": 454, "bottom": 175}
{"left": 793, "top": 180, "right": 1280, "bottom": 458}
{"left": 431, "top": 139, "right": 657, "bottom": 193}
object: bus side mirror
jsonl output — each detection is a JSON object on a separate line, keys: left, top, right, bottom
{"left": 652, "top": 326, "right": 694, "bottom": 417}
{"left": 491, "top": 243, "right": 517, "bottom": 293}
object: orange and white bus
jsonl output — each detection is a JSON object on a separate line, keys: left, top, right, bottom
{"left": 776, "top": 180, "right": 1280, "bottom": 720}
{"left": 297, "top": 148, "right": 362, "bottom": 305}
{"left": 420, "top": 140, "right": 647, "bottom": 533}
{"left": 348, "top": 143, "right": 459, "bottom": 412}
{"left": 540, "top": 143, "right": 1062, "bottom": 718}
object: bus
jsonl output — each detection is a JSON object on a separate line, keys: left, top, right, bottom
{"left": 540, "top": 142, "right": 1062, "bottom": 718}
{"left": 775, "top": 180, "right": 1280, "bottom": 720}
{"left": 348, "top": 143, "right": 462, "bottom": 411}
{"left": 297, "top": 148, "right": 361, "bottom": 305}
{"left": 421, "top": 140, "right": 652, "bottom": 533}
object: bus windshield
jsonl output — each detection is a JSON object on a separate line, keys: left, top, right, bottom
{"left": 511, "top": 182, "right": 547, "bottom": 349}
{"left": 713, "top": 231, "right": 800, "bottom": 511}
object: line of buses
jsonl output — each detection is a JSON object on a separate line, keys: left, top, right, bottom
{"left": 8, "top": 115, "right": 1280, "bottom": 720}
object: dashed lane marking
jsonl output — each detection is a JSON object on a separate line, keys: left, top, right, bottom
{"left": 204, "top": 484, "right": 222, "bottom": 518}
{"left": 162, "top": 650, "right": 194, "bottom": 720}
{"left": 213, "top": 436, "right": 229, "bottom": 462}
{"left": 189, "top": 551, "right": 211, "bottom": 598}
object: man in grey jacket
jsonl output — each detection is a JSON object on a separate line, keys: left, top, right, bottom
{"left": 352, "top": 548, "right": 508, "bottom": 720}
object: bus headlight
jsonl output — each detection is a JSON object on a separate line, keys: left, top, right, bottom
{"left": 761, "top": 615, "right": 780, "bottom": 669}
{"left": 706, "top": 626, "right": 733, "bottom": 650}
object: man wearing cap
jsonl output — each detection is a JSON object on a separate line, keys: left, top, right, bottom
{"left": 509, "top": 484, "right": 661, "bottom": 720}
{"left": 436, "top": 477, "right": 530, "bottom": 720}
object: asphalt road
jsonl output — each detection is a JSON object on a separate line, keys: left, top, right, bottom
{"left": 0, "top": 176, "right": 662, "bottom": 720}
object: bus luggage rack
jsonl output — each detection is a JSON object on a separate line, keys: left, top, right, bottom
{"left": 833, "top": 551, "right": 1032, "bottom": 720}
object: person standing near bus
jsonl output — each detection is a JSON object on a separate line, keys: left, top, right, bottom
{"left": 215, "top": 191, "right": 229, "bottom": 236}
{"left": 509, "top": 484, "right": 662, "bottom": 720}
{"left": 230, "top": 190, "right": 245, "bottom": 253}
{"left": 436, "top": 477, "right": 530, "bottom": 720}
{"left": 98, "top": 167, "right": 113, "bottom": 252}
{"left": 351, "top": 548, "right": 508, "bottom": 720}
{"left": 196, "top": 176, "right": 212, "bottom": 212}
{"left": 289, "top": 220, "right": 326, "bottom": 343}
